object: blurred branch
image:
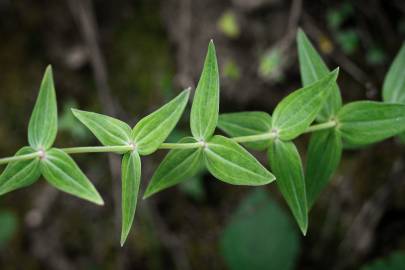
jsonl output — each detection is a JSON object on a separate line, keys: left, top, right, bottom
{"left": 302, "top": 12, "right": 378, "bottom": 98}
{"left": 336, "top": 158, "right": 405, "bottom": 269}
{"left": 67, "top": 1, "right": 190, "bottom": 269}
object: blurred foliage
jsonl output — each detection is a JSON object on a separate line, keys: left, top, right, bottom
{"left": 223, "top": 59, "right": 241, "bottom": 80}
{"left": 59, "top": 99, "right": 92, "bottom": 142}
{"left": 258, "top": 48, "right": 284, "bottom": 81}
{"left": 0, "top": 210, "right": 18, "bottom": 250}
{"left": 217, "top": 10, "right": 240, "bottom": 39}
{"left": 220, "top": 189, "right": 300, "bottom": 270}
{"left": 179, "top": 172, "right": 206, "bottom": 201}
{"left": 361, "top": 251, "right": 405, "bottom": 270}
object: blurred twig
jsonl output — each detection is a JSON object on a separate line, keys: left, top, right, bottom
{"left": 67, "top": 1, "right": 191, "bottom": 269}
{"left": 302, "top": 12, "right": 378, "bottom": 98}
{"left": 335, "top": 158, "right": 405, "bottom": 269}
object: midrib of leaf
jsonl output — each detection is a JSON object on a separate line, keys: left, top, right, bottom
{"left": 86, "top": 117, "right": 129, "bottom": 145}
{"left": 205, "top": 146, "right": 265, "bottom": 179}
{"left": 302, "top": 40, "right": 321, "bottom": 85}
{"left": 160, "top": 149, "right": 201, "bottom": 181}
{"left": 197, "top": 52, "right": 216, "bottom": 139}
{"left": 0, "top": 161, "right": 38, "bottom": 193}
{"left": 135, "top": 104, "right": 183, "bottom": 145}
{"left": 276, "top": 90, "right": 324, "bottom": 130}
{"left": 220, "top": 121, "right": 267, "bottom": 134}
{"left": 45, "top": 156, "right": 93, "bottom": 196}
{"left": 123, "top": 153, "right": 134, "bottom": 228}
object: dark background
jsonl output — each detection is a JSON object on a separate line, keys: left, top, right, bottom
{"left": 0, "top": 0, "right": 405, "bottom": 269}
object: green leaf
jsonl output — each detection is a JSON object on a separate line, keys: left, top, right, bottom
{"left": 205, "top": 135, "right": 275, "bottom": 185}
{"left": 297, "top": 29, "right": 342, "bottom": 121}
{"left": 271, "top": 69, "right": 339, "bottom": 140}
{"left": 305, "top": 129, "right": 342, "bottom": 209}
{"left": 28, "top": 65, "right": 58, "bottom": 150}
{"left": 120, "top": 151, "right": 141, "bottom": 246}
{"left": 337, "top": 101, "right": 405, "bottom": 145}
{"left": 190, "top": 41, "right": 220, "bottom": 140}
{"left": 144, "top": 137, "right": 203, "bottom": 199}
{"left": 383, "top": 43, "right": 405, "bottom": 103}
{"left": 0, "top": 210, "right": 18, "bottom": 250}
{"left": 361, "top": 251, "right": 405, "bottom": 270}
{"left": 268, "top": 140, "right": 308, "bottom": 235}
{"left": 40, "top": 148, "right": 104, "bottom": 205}
{"left": 0, "top": 147, "right": 41, "bottom": 196}
{"left": 132, "top": 89, "right": 190, "bottom": 155}
{"left": 220, "top": 190, "right": 300, "bottom": 270}
{"left": 72, "top": 109, "right": 132, "bottom": 147}
{"left": 218, "top": 112, "right": 272, "bottom": 150}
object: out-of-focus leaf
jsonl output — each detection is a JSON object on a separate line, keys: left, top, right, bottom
{"left": 0, "top": 147, "right": 41, "bottom": 196}
{"left": 337, "top": 101, "right": 405, "bottom": 145}
{"left": 220, "top": 189, "right": 300, "bottom": 270}
{"left": 72, "top": 109, "right": 132, "bottom": 147}
{"left": 28, "top": 65, "right": 58, "bottom": 150}
{"left": 205, "top": 135, "right": 275, "bottom": 186}
{"left": 218, "top": 111, "right": 272, "bottom": 150}
{"left": 132, "top": 89, "right": 190, "bottom": 155}
{"left": 190, "top": 41, "right": 220, "bottom": 140}
{"left": 40, "top": 148, "right": 104, "bottom": 205}
{"left": 258, "top": 48, "right": 284, "bottom": 80}
{"left": 223, "top": 59, "right": 240, "bottom": 80}
{"left": 217, "top": 10, "right": 240, "bottom": 38}
{"left": 383, "top": 43, "right": 405, "bottom": 104}
{"left": 0, "top": 210, "right": 18, "bottom": 249}
{"left": 59, "top": 100, "right": 91, "bottom": 141}
{"left": 297, "top": 29, "right": 342, "bottom": 121}
{"left": 143, "top": 137, "right": 203, "bottom": 199}
{"left": 268, "top": 140, "right": 308, "bottom": 234}
{"left": 271, "top": 69, "right": 339, "bottom": 140}
{"left": 120, "top": 151, "right": 141, "bottom": 246}
{"left": 361, "top": 251, "right": 405, "bottom": 270}
{"left": 179, "top": 172, "right": 206, "bottom": 201}
{"left": 305, "top": 129, "right": 342, "bottom": 209}
{"left": 336, "top": 30, "right": 359, "bottom": 54}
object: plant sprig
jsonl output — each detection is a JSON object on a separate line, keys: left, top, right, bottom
{"left": 1, "top": 32, "right": 405, "bottom": 245}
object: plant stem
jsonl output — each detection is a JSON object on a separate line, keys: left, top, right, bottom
{"left": 303, "top": 120, "right": 336, "bottom": 134}
{"left": 61, "top": 145, "right": 133, "bottom": 154}
{"left": 232, "top": 132, "right": 277, "bottom": 143}
{"left": 0, "top": 152, "right": 40, "bottom": 165}
{"left": 159, "top": 142, "right": 204, "bottom": 150}
{"left": 0, "top": 121, "right": 337, "bottom": 166}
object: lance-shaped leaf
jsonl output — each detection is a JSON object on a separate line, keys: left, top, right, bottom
{"left": 383, "top": 42, "right": 405, "bottom": 104}
{"left": 205, "top": 135, "right": 275, "bottom": 185}
{"left": 305, "top": 129, "right": 342, "bottom": 209}
{"left": 72, "top": 109, "right": 132, "bottom": 147}
{"left": 272, "top": 69, "right": 339, "bottom": 141}
{"left": 297, "top": 29, "right": 342, "bottom": 121}
{"left": 28, "top": 65, "right": 58, "bottom": 150}
{"left": 218, "top": 112, "right": 272, "bottom": 151}
{"left": 0, "top": 147, "right": 41, "bottom": 196}
{"left": 268, "top": 140, "right": 308, "bottom": 235}
{"left": 40, "top": 148, "right": 104, "bottom": 205}
{"left": 120, "top": 150, "right": 141, "bottom": 246}
{"left": 144, "top": 137, "right": 204, "bottom": 199}
{"left": 190, "top": 41, "right": 220, "bottom": 140}
{"left": 132, "top": 89, "right": 190, "bottom": 155}
{"left": 337, "top": 101, "right": 405, "bottom": 145}
{"left": 382, "top": 43, "right": 405, "bottom": 142}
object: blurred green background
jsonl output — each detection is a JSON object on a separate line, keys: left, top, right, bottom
{"left": 1, "top": 0, "right": 405, "bottom": 269}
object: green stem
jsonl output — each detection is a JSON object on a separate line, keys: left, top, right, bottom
{"left": 159, "top": 142, "right": 204, "bottom": 150}
{"left": 0, "top": 121, "right": 337, "bottom": 166}
{"left": 232, "top": 132, "right": 277, "bottom": 143}
{"left": 303, "top": 120, "right": 336, "bottom": 134}
{"left": 61, "top": 145, "right": 133, "bottom": 154}
{"left": 0, "top": 152, "right": 40, "bottom": 165}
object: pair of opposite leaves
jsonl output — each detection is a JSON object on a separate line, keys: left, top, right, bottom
{"left": 216, "top": 30, "right": 405, "bottom": 236}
